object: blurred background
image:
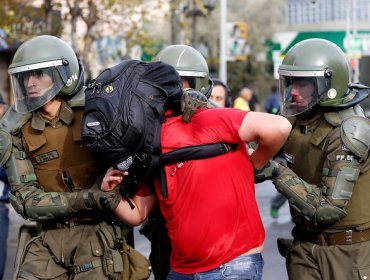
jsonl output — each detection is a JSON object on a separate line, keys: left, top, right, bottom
{"left": 0, "top": 0, "right": 369, "bottom": 114}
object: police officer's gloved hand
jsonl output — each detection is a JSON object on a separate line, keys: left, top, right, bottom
{"left": 181, "top": 89, "right": 208, "bottom": 123}
{"left": 272, "top": 157, "right": 288, "bottom": 175}
{"left": 254, "top": 160, "right": 279, "bottom": 184}
{"left": 314, "top": 200, "right": 347, "bottom": 226}
{"left": 272, "top": 163, "right": 323, "bottom": 222}
{"left": 72, "top": 181, "right": 122, "bottom": 211}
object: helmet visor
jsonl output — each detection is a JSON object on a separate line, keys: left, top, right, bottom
{"left": 9, "top": 66, "right": 64, "bottom": 113}
{"left": 279, "top": 75, "right": 330, "bottom": 116}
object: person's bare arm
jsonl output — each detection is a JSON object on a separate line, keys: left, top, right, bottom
{"left": 113, "top": 194, "right": 156, "bottom": 226}
{"left": 101, "top": 167, "right": 156, "bottom": 226}
{"left": 238, "top": 112, "right": 291, "bottom": 169}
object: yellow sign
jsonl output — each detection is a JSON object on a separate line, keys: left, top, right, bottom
{"left": 234, "top": 21, "right": 248, "bottom": 39}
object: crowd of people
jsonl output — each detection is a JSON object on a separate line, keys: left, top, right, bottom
{"left": 0, "top": 34, "right": 369, "bottom": 280}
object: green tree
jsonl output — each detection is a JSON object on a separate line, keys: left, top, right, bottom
{"left": 193, "top": 0, "right": 286, "bottom": 101}
{"left": 0, "top": 0, "right": 62, "bottom": 41}
{"left": 51, "top": 0, "right": 168, "bottom": 78}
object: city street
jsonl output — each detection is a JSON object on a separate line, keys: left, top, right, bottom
{"left": 4, "top": 180, "right": 293, "bottom": 280}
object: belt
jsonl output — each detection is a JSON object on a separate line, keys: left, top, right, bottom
{"left": 292, "top": 227, "right": 370, "bottom": 245}
{"left": 42, "top": 219, "right": 102, "bottom": 229}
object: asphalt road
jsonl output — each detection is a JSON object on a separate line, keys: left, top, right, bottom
{"left": 4, "top": 180, "right": 293, "bottom": 280}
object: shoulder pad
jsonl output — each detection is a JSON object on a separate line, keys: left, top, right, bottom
{"left": 324, "top": 105, "right": 365, "bottom": 126}
{"left": 0, "top": 130, "right": 12, "bottom": 165}
{"left": 0, "top": 105, "right": 31, "bottom": 134}
{"left": 341, "top": 116, "right": 370, "bottom": 159}
{"left": 66, "top": 87, "right": 85, "bottom": 108}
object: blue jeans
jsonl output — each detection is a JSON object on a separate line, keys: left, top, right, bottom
{"left": 0, "top": 202, "right": 9, "bottom": 280}
{"left": 167, "top": 253, "right": 264, "bottom": 280}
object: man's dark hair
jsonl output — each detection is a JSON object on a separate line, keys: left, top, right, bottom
{"left": 212, "top": 79, "right": 232, "bottom": 107}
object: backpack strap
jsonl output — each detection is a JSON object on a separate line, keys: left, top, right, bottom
{"left": 160, "top": 142, "right": 237, "bottom": 166}
{"left": 159, "top": 142, "right": 237, "bottom": 198}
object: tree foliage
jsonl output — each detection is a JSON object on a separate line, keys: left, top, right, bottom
{"left": 1, "top": 0, "right": 287, "bottom": 99}
{"left": 0, "top": 0, "right": 169, "bottom": 78}
{"left": 193, "top": 0, "right": 287, "bottom": 100}
{"left": 0, "top": 0, "right": 62, "bottom": 42}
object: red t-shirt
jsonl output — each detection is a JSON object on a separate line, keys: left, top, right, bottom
{"left": 155, "top": 107, "right": 265, "bottom": 274}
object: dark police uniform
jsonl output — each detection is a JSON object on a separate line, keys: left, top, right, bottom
{"left": 1, "top": 101, "right": 125, "bottom": 280}
{"left": 280, "top": 106, "right": 370, "bottom": 279}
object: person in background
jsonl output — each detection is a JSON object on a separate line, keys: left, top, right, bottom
{"left": 233, "top": 87, "right": 251, "bottom": 111}
{"left": 0, "top": 94, "right": 9, "bottom": 280}
{"left": 264, "top": 85, "right": 280, "bottom": 114}
{"left": 210, "top": 79, "right": 232, "bottom": 108}
{"left": 248, "top": 87, "right": 261, "bottom": 111}
{"left": 234, "top": 86, "right": 261, "bottom": 111}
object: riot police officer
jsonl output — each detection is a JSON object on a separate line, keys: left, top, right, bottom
{"left": 156, "top": 44, "right": 213, "bottom": 97}
{"left": 2, "top": 35, "right": 126, "bottom": 279}
{"left": 272, "top": 39, "right": 370, "bottom": 279}
{"left": 157, "top": 44, "right": 218, "bottom": 117}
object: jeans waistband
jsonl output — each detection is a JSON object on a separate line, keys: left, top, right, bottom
{"left": 218, "top": 252, "right": 263, "bottom": 269}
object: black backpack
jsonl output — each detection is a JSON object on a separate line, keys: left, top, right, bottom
{"left": 81, "top": 59, "right": 183, "bottom": 180}
{"left": 81, "top": 59, "right": 236, "bottom": 198}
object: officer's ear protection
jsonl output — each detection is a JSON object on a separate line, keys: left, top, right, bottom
{"left": 212, "top": 79, "right": 232, "bottom": 107}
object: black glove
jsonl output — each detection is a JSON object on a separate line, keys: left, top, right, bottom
{"left": 72, "top": 182, "right": 122, "bottom": 211}
{"left": 181, "top": 89, "right": 208, "bottom": 123}
{"left": 254, "top": 160, "right": 280, "bottom": 184}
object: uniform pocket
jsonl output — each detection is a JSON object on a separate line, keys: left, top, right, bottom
{"left": 90, "top": 237, "right": 103, "bottom": 257}
{"left": 358, "top": 266, "right": 370, "bottom": 280}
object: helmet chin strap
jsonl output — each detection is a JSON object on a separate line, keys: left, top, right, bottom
{"left": 203, "top": 78, "right": 214, "bottom": 98}
{"left": 296, "top": 105, "right": 322, "bottom": 120}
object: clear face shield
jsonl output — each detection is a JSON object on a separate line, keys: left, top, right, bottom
{"left": 178, "top": 69, "right": 212, "bottom": 97}
{"left": 9, "top": 61, "right": 66, "bottom": 113}
{"left": 278, "top": 70, "right": 331, "bottom": 116}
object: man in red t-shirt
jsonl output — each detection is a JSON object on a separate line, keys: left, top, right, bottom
{"left": 102, "top": 106, "right": 291, "bottom": 279}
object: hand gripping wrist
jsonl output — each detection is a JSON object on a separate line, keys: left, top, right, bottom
{"left": 181, "top": 89, "right": 208, "bottom": 123}
{"left": 254, "top": 160, "right": 279, "bottom": 183}
{"left": 314, "top": 203, "right": 347, "bottom": 226}
{"left": 98, "top": 187, "right": 122, "bottom": 210}
{"left": 273, "top": 164, "right": 319, "bottom": 221}
{"left": 72, "top": 184, "right": 122, "bottom": 211}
